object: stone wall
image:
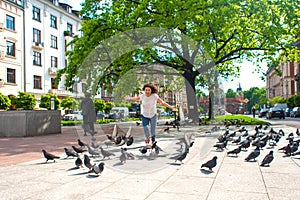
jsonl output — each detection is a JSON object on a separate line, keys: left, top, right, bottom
{"left": 0, "top": 110, "right": 61, "bottom": 137}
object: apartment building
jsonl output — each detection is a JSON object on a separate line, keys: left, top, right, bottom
{"left": 266, "top": 61, "right": 300, "bottom": 99}
{"left": 0, "top": 0, "right": 24, "bottom": 96}
{"left": 24, "top": 0, "right": 83, "bottom": 102}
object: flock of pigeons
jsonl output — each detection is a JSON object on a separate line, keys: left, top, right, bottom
{"left": 41, "top": 124, "right": 199, "bottom": 176}
{"left": 210, "top": 124, "right": 300, "bottom": 171}
{"left": 41, "top": 122, "right": 300, "bottom": 176}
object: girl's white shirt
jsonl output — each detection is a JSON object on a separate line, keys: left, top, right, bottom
{"left": 139, "top": 93, "right": 159, "bottom": 118}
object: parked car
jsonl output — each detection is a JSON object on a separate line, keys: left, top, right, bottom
{"left": 97, "top": 111, "right": 108, "bottom": 119}
{"left": 266, "top": 107, "right": 285, "bottom": 119}
{"left": 63, "top": 111, "right": 83, "bottom": 121}
{"left": 258, "top": 109, "right": 269, "bottom": 118}
{"left": 285, "top": 108, "right": 293, "bottom": 117}
{"left": 290, "top": 107, "right": 300, "bottom": 118}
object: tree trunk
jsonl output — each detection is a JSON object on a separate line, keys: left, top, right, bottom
{"left": 182, "top": 72, "right": 199, "bottom": 124}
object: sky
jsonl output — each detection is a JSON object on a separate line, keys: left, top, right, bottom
{"left": 67, "top": 1, "right": 266, "bottom": 92}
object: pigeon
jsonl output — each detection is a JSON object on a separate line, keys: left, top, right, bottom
{"left": 99, "top": 147, "right": 116, "bottom": 159}
{"left": 227, "top": 146, "right": 242, "bottom": 157}
{"left": 72, "top": 145, "right": 86, "bottom": 154}
{"left": 213, "top": 140, "right": 228, "bottom": 151}
{"left": 92, "top": 162, "right": 105, "bottom": 176}
{"left": 126, "top": 136, "right": 134, "bottom": 146}
{"left": 84, "top": 154, "right": 94, "bottom": 170}
{"left": 86, "top": 145, "right": 100, "bottom": 157}
{"left": 245, "top": 146, "right": 260, "bottom": 161}
{"left": 296, "top": 129, "right": 300, "bottom": 137}
{"left": 91, "top": 141, "right": 100, "bottom": 149}
{"left": 260, "top": 151, "right": 274, "bottom": 167}
{"left": 139, "top": 146, "right": 148, "bottom": 154}
{"left": 201, "top": 156, "right": 218, "bottom": 172}
{"left": 136, "top": 121, "right": 140, "bottom": 126}
{"left": 78, "top": 139, "right": 87, "bottom": 147}
{"left": 75, "top": 157, "right": 83, "bottom": 168}
{"left": 232, "top": 136, "right": 241, "bottom": 144}
{"left": 122, "top": 148, "right": 135, "bottom": 160}
{"left": 106, "top": 124, "right": 118, "bottom": 142}
{"left": 170, "top": 148, "right": 189, "bottom": 164}
{"left": 120, "top": 148, "right": 127, "bottom": 164}
{"left": 42, "top": 149, "right": 60, "bottom": 163}
{"left": 163, "top": 127, "right": 170, "bottom": 133}
{"left": 64, "top": 147, "right": 78, "bottom": 158}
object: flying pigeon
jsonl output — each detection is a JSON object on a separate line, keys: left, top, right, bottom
{"left": 42, "top": 149, "right": 60, "bottom": 163}
{"left": 201, "top": 156, "right": 218, "bottom": 172}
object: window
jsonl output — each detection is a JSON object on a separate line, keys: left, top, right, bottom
{"left": 51, "top": 56, "right": 58, "bottom": 68}
{"left": 6, "top": 41, "right": 15, "bottom": 57}
{"left": 50, "top": 15, "right": 57, "bottom": 28}
{"left": 67, "top": 23, "right": 73, "bottom": 34}
{"left": 6, "top": 15, "right": 15, "bottom": 31}
{"left": 51, "top": 78, "right": 58, "bottom": 89}
{"left": 32, "top": 6, "right": 40, "bottom": 21}
{"left": 34, "top": 75, "right": 42, "bottom": 89}
{"left": 33, "top": 28, "right": 41, "bottom": 43}
{"left": 7, "top": 68, "right": 16, "bottom": 84}
{"left": 33, "top": 51, "right": 41, "bottom": 66}
{"left": 50, "top": 35, "right": 57, "bottom": 48}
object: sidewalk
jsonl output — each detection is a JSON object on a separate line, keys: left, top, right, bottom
{"left": 0, "top": 123, "right": 299, "bottom": 200}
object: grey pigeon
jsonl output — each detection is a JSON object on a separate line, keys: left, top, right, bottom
{"left": 122, "top": 148, "right": 135, "bottom": 160}
{"left": 42, "top": 149, "right": 60, "bottom": 163}
{"left": 245, "top": 146, "right": 260, "bottom": 161}
{"left": 64, "top": 147, "right": 78, "bottom": 158}
{"left": 92, "top": 162, "right": 105, "bottom": 176}
{"left": 99, "top": 147, "right": 116, "bottom": 159}
{"left": 170, "top": 148, "right": 189, "bottom": 164}
{"left": 84, "top": 154, "right": 94, "bottom": 170}
{"left": 87, "top": 145, "right": 100, "bottom": 157}
{"left": 75, "top": 157, "right": 83, "bottom": 168}
{"left": 213, "top": 140, "right": 228, "bottom": 151}
{"left": 120, "top": 148, "right": 127, "bottom": 164}
{"left": 201, "top": 156, "right": 218, "bottom": 172}
{"left": 227, "top": 146, "right": 242, "bottom": 157}
{"left": 260, "top": 151, "right": 274, "bottom": 167}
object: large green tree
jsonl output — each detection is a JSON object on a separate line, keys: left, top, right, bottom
{"left": 58, "top": 0, "right": 300, "bottom": 122}
{"left": 243, "top": 87, "right": 267, "bottom": 111}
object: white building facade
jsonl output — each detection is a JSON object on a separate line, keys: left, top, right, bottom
{"left": 23, "top": 0, "right": 83, "bottom": 102}
{"left": 0, "top": 0, "right": 24, "bottom": 96}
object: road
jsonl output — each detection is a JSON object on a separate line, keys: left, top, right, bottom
{"left": 256, "top": 115, "right": 300, "bottom": 128}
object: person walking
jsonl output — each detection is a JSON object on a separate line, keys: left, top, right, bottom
{"left": 81, "top": 92, "right": 97, "bottom": 136}
{"left": 252, "top": 106, "right": 256, "bottom": 118}
{"left": 125, "top": 84, "right": 176, "bottom": 145}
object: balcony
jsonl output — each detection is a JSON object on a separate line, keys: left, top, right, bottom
{"left": 32, "top": 42, "right": 43, "bottom": 50}
{"left": 48, "top": 67, "right": 57, "bottom": 75}
{"left": 49, "top": 89, "right": 73, "bottom": 97}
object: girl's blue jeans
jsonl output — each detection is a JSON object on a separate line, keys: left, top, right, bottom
{"left": 141, "top": 114, "right": 157, "bottom": 142}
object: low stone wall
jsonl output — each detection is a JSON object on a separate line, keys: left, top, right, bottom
{"left": 0, "top": 110, "right": 61, "bottom": 137}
